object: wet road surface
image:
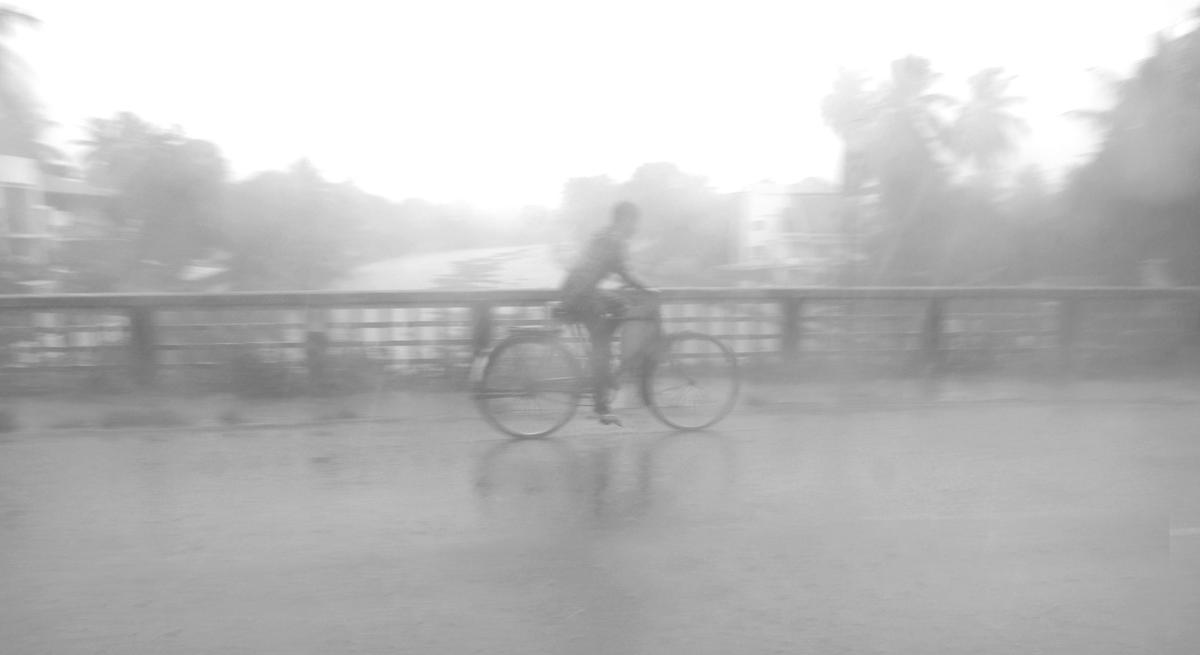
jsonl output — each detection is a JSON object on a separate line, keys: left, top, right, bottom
{"left": 2, "top": 403, "right": 1197, "bottom": 654}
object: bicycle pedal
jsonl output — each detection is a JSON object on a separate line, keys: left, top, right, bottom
{"left": 596, "top": 413, "right": 623, "bottom": 427}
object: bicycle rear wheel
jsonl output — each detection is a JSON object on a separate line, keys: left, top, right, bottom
{"left": 642, "top": 331, "right": 739, "bottom": 430}
{"left": 475, "top": 336, "right": 583, "bottom": 438}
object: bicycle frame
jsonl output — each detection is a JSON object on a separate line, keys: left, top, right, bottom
{"left": 555, "top": 296, "right": 665, "bottom": 385}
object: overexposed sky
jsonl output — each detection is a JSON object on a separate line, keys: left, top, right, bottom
{"left": 13, "top": 0, "right": 1200, "bottom": 208}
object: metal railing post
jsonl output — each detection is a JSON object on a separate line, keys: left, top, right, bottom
{"left": 1058, "top": 299, "right": 1080, "bottom": 383}
{"left": 471, "top": 302, "right": 494, "bottom": 356}
{"left": 127, "top": 307, "right": 158, "bottom": 387}
{"left": 921, "top": 298, "right": 945, "bottom": 396}
{"left": 779, "top": 297, "right": 803, "bottom": 375}
{"left": 304, "top": 308, "right": 330, "bottom": 393}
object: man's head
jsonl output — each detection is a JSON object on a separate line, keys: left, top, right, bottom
{"left": 611, "top": 201, "right": 640, "bottom": 239}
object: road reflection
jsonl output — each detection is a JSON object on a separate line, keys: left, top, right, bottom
{"left": 467, "top": 430, "right": 740, "bottom": 653}
{"left": 473, "top": 430, "right": 738, "bottom": 533}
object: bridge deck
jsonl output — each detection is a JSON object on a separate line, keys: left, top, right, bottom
{"left": 2, "top": 401, "right": 1196, "bottom": 654}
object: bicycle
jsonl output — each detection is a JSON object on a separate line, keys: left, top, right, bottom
{"left": 472, "top": 290, "right": 740, "bottom": 438}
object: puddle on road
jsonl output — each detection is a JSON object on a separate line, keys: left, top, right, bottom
{"left": 473, "top": 431, "right": 739, "bottom": 536}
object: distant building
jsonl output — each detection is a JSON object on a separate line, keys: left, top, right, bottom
{"left": 0, "top": 155, "right": 114, "bottom": 292}
{"left": 724, "top": 178, "right": 855, "bottom": 286}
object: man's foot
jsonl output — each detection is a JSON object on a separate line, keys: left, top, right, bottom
{"left": 597, "top": 413, "right": 623, "bottom": 427}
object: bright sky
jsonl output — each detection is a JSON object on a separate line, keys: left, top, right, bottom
{"left": 13, "top": 0, "right": 1200, "bottom": 208}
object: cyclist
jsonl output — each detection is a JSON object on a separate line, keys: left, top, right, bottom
{"left": 560, "top": 201, "right": 652, "bottom": 426}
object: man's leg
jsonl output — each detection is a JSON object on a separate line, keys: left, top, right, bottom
{"left": 586, "top": 315, "right": 618, "bottom": 416}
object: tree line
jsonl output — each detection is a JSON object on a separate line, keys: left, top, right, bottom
{"left": 4, "top": 7, "right": 1200, "bottom": 291}
{"left": 823, "top": 11, "right": 1200, "bottom": 287}
{"left": 56, "top": 112, "right": 553, "bottom": 292}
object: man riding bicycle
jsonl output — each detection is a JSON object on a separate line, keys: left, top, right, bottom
{"left": 560, "top": 201, "right": 654, "bottom": 426}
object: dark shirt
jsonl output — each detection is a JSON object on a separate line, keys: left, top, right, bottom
{"left": 561, "top": 227, "right": 636, "bottom": 299}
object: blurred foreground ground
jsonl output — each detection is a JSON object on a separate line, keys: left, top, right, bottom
{"left": 1, "top": 387, "right": 1198, "bottom": 654}
{"left": 5, "top": 376, "right": 1200, "bottom": 432}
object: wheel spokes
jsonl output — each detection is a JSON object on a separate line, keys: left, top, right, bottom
{"left": 645, "top": 334, "right": 738, "bottom": 430}
{"left": 477, "top": 339, "right": 582, "bottom": 437}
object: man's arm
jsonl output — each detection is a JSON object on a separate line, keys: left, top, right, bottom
{"left": 613, "top": 242, "right": 648, "bottom": 290}
{"left": 617, "top": 268, "right": 648, "bottom": 290}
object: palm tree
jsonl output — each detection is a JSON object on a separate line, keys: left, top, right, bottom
{"left": 821, "top": 69, "right": 877, "bottom": 148}
{"left": 821, "top": 57, "right": 959, "bottom": 284}
{"left": 876, "top": 56, "right": 956, "bottom": 165}
{"left": 822, "top": 59, "right": 956, "bottom": 187}
{"left": 951, "top": 68, "right": 1027, "bottom": 182}
{"left": 868, "top": 56, "right": 956, "bottom": 283}
{"left": 0, "top": 5, "right": 42, "bottom": 158}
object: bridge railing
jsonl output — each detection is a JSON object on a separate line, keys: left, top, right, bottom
{"left": 1, "top": 288, "right": 1197, "bottom": 393}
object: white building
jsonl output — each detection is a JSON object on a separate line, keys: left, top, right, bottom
{"left": 1, "top": 155, "right": 114, "bottom": 291}
{"left": 0, "top": 155, "right": 53, "bottom": 265}
{"left": 726, "top": 178, "right": 854, "bottom": 286}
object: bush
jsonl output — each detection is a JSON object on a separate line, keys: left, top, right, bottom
{"left": 227, "top": 347, "right": 302, "bottom": 398}
{"left": 225, "top": 345, "right": 392, "bottom": 398}
{"left": 318, "top": 346, "right": 390, "bottom": 396}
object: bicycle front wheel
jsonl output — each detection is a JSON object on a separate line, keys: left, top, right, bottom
{"left": 642, "top": 331, "right": 739, "bottom": 430}
{"left": 475, "top": 336, "right": 583, "bottom": 438}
